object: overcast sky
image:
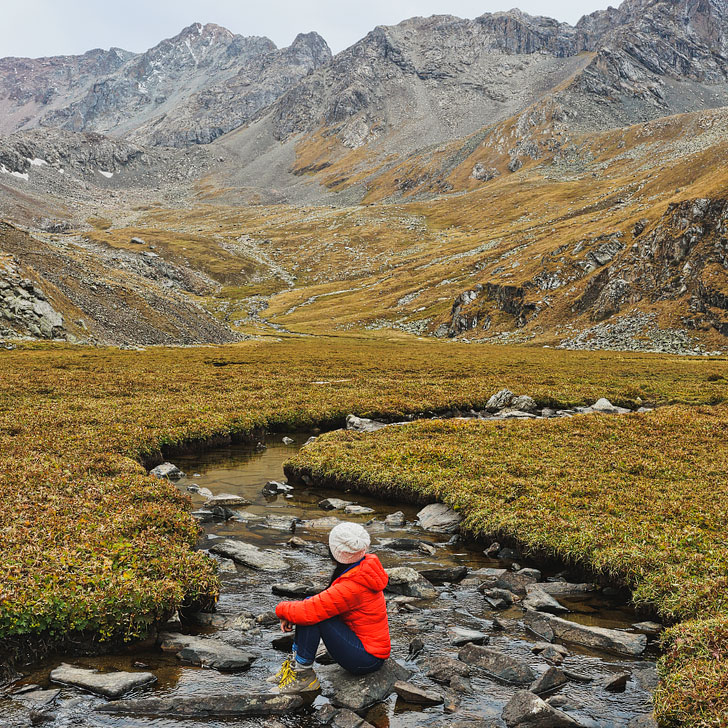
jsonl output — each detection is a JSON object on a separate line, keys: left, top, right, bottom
{"left": 1, "top": 0, "right": 613, "bottom": 59}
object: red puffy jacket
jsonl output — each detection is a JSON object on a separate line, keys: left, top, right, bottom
{"left": 275, "top": 553, "right": 391, "bottom": 659}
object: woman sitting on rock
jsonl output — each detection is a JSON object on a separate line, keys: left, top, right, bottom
{"left": 272, "top": 522, "right": 391, "bottom": 693}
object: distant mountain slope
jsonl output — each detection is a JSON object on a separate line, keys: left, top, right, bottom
{"left": 0, "top": 23, "right": 331, "bottom": 147}
{"left": 213, "top": 0, "right": 728, "bottom": 203}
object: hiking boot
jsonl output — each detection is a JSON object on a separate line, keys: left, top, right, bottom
{"left": 271, "top": 656, "right": 320, "bottom": 694}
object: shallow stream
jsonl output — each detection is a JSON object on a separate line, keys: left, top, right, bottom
{"left": 1, "top": 433, "right": 659, "bottom": 727}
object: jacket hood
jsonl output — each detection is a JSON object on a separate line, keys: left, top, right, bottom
{"left": 337, "top": 553, "right": 388, "bottom": 592}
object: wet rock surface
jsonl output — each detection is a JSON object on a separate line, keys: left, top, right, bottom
{"left": 49, "top": 664, "right": 155, "bottom": 698}
{"left": 1, "top": 434, "right": 659, "bottom": 728}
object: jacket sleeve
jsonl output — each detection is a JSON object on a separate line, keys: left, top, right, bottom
{"left": 275, "top": 579, "right": 364, "bottom": 625}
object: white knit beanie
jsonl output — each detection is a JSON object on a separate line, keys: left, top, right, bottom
{"left": 329, "top": 522, "right": 371, "bottom": 564}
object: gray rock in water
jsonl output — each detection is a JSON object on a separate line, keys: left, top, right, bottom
{"left": 13, "top": 688, "right": 60, "bottom": 709}
{"left": 344, "top": 504, "right": 375, "bottom": 515}
{"left": 416, "top": 503, "right": 462, "bottom": 533}
{"left": 384, "top": 511, "right": 406, "bottom": 527}
{"left": 301, "top": 516, "right": 342, "bottom": 530}
{"left": 494, "top": 570, "right": 539, "bottom": 597}
{"left": 262, "top": 480, "right": 293, "bottom": 495}
{"left": 419, "top": 566, "right": 468, "bottom": 585}
{"left": 50, "top": 663, "right": 156, "bottom": 698}
{"left": 602, "top": 672, "right": 630, "bottom": 692}
{"left": 319, "top": 497, "right": 354, "bottom": 510}
{"left": 97, "top": 693, "right": 303, "bottom": 717}
{"left": 449, "top": 627, "right": 489, "bottom": 646}
{"left": 524, "top": 612, "right": 646, "bottom": 655}
{"left": 385, "top": 567, "right": 438, "bottom": 599}
{"left": 282, "top": 436, "right": 295, "bottom": 445}
{"left": 317, "top": 659, "right": 410, "bottom": 710}
{"left": 263, "top": 514, "right": 299, "bottom": 531}
{"left": 458, "top": 644, "right": 535, "bottom": 685}
{"left": 346, "top": 414, "right": 387, "bottom": 432}
{"left": 149, "top": 462, "right": 185, "bottom": 480}
{"left": 502, "top": 690, "right": 582, "bottom": 727}
{"left": 204, "top": 494, "right": 251, "bottom": 508}
{"left": 538, "top": 582, "right": 596, "bottom": 596}
{"left": 381, "top": 537, "right": 435, "bottom": 555}
{"left": 394, "top": 680, "right": 443, "bottom": 706}
{"left": 209, "top": 539, "right": 289, "bottom": 572}
{"left": 271, "top": 581, "right": 322, "bottom": 597}
{"left": 530, "top": 666, "right": 569, "bottom": 695}
{"left": 316, "top": 704, "right": 375, "bottom": 727}
{"left": 632, "top": 621, "right": 662, "bottom": 635}
{"left": 523, "top": 586, "right": 569, "bottom": 614}
{"left": 159, "top": 633, "right": 256, "bottom": 671}
{"left": 486, "top": 388, "right": 516, "bottom": 411}
{"left": 426, "top": 656, "right": 472, "bottom": 684}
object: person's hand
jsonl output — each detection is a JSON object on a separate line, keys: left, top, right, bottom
{"left": 280, "top": 618, "right": 294, "bottom": 632}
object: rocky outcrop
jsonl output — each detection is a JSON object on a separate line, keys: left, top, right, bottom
{"left": 0, "top": 257, "right": 65, "bottom": 340}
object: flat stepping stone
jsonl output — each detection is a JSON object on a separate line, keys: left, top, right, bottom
{"left": 458, "top": 644, "right": 535, "bottom": 685}
{"left": 209, "top": 539, "right": 288, "bottom": 571}
{"left": 393, "top": 680, "right": 443, "bottom": 706}
{"left": 97, "top": 693, "right": 304, "bottom": 717}
{"left": 50, "top": 663, "right": 156, "bottom": 698}
{"left": 204, "top": 494, "right": 251, "bottom": 507}
{"left": 317, "top": 659, "right": 410, "bottom": 711}
{"left": 160, "top": 633, "right": 256, "bottom": 671}
{"left": 271, "top": 582, "right": 322, "bottom": 597}
{"left": 449, "top": 627, "right": 489, "bottom": 646}
{"left": 344, "top": 505, "right": 375, "bottom": 515}
{"left": 524, "top": 612, "right": 647, "bottom": 656}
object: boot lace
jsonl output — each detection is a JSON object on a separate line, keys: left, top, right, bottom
{"left": 276, "top": 658, "right": 297, "bottom": 689}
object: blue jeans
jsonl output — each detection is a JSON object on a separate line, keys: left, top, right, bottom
{"left": 292, "top": 617, "right": 385, "bottom": 675}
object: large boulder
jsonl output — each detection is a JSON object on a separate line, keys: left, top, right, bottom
{"left": 416, "top": 503, "right": 462, "bottom": 533}
{"left": 524, "top": 612, "right": 646, "bottom": 655}
{"left": 385, "top": 567, "right": 438, "bottom": 599}
{"left": 486, "top": 389, "right": 516, "bottom": 411}
{"left": 458, "top": 644, "right": 535, "bottom": 685}
{"left": 50, "top": 664, "right": 155, "bottom": 698}
{"left": 159, "top": 633, "right": 256, "bottom": 671}
{"left": 502, "top": 690, "right": 582, "bottom": 727}
{"left": 317, "top": 659, "right": 410, "bottom": 711}
{"left": 97, "top": 693, "right": 303, "bottom": 717}
{"left": 209, "top": 539, "right": 288, "bottom": 572}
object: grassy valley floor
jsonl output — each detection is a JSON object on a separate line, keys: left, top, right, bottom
{"left": 0, "top": 336, "right": 726, "bottom": 725}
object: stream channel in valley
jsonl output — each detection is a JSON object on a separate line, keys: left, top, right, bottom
{"left": 2, "top": 428, "right": 660, "bottom": 728}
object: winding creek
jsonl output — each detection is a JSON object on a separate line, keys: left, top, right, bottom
{"left": 2, "top": 428, "right": 660, "bottom": 728}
